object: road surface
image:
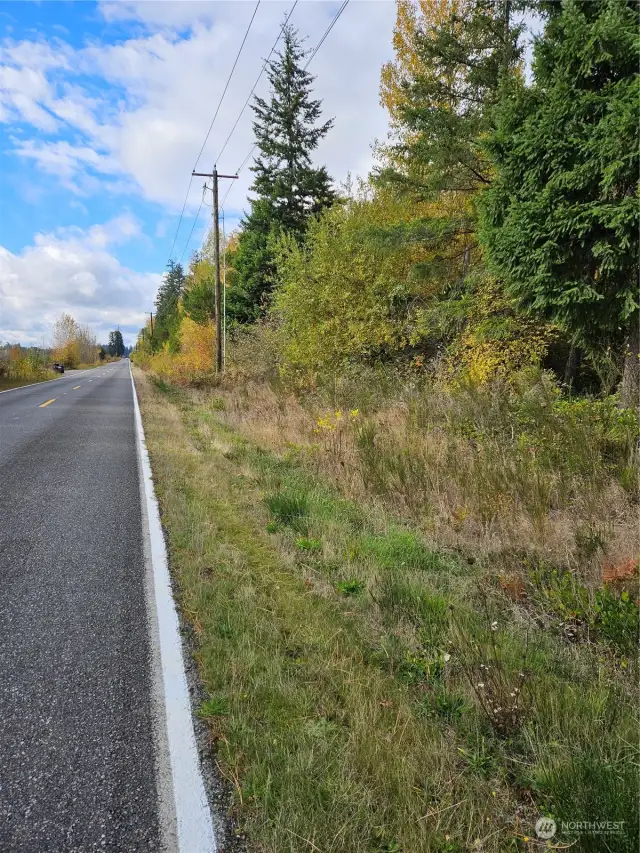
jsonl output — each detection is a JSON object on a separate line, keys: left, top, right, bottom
{"left": 0, "top": 360, "right": 213, "bottom": 852}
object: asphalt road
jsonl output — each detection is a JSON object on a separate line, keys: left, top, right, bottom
{"left": 0, "top": 361, "right": 162, "bottom": 852}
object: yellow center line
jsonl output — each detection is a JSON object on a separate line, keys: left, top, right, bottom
{"left": 39, "top": 399, "right": 56, "bottom": 408}
{"left": 73, "top": 385, "right": 81, "bottom": 390}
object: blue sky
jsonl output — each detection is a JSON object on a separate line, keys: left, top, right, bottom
{"left": 0, "top": 1, "right": 396, "bottom": 345}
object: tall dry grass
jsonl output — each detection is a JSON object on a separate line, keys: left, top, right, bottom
{"left": 205, "top": 349, "right": 639, "bottom": 588}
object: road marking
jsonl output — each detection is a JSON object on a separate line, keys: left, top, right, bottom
{"left": 130, "top": 364, "right": 216, "bottom": 853}
{"left": 73, "top": 385, "right": 81, "bottom": 390}
{"left": 39, "top": 399, "right": 56, "bottom": 408}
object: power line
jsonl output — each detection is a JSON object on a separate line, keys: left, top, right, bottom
{"left": 179, "top": 186, "right": 206, "bottom": 266}
{"left": 221, "top": 0, "right": 350, "bottom": 212}
{"left": 304, "top": 0, "right": 349, "bottom": 69}
{"left": 215, "top": 1, "right": 298, "bottom": 165}
{"left": 167, "top": 0, "right": 260, "bottom": 264}
{"left": 168, "top": 174, "right": 194, "bottom": 262}
{"left": 220, "top": 178, "right": 235, "bottom": 211}
{"left": 193, "top": 0, "right": 261, "bottom": 172}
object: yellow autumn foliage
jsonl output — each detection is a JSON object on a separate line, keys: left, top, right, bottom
{"left": 141, "top": 315, "right": 216, "bottom": 384}
{"left": 443, "top": 277, "right": 557, "bottom": 385}
{"left": 380, "top": 0, "right": 471, "bottom": 123}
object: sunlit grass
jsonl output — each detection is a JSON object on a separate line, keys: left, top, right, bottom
{"left": 135, "top": 367, "right": 638, "bottom": 852}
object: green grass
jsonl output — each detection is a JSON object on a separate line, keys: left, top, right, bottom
{"left": 360, "top": 529, "right": 458, "bottom": 572}
{"left": 336, "top": 578, "right": 366, "bottom": 596}
{"left": 135, "top": 371, "right": 639, "bottom": 853}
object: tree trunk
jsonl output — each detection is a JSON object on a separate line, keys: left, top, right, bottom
{"left": 620, "top": 315, "right": 640, "bottom": 408}
{"left": 563, "top": 344, "right": 580, "bottom": 389}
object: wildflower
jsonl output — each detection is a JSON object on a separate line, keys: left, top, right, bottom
{"left": 491, "top": 620, "right": 498, "bottom": 631}
{"left": 350, "top": 408, "right": 359, "bottom": 419}
{"left": 334, "top": 410, "right": 343, "bottom": 421}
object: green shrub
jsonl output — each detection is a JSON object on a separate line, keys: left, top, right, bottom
{"left": 531, "top": 566, "right": 639, "bottom": 655}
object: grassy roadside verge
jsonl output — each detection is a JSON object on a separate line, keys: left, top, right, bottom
{"left": 0, "top": 374, "right": 58, "bottom": 391}
{"left": 134, "top": 368, "right": 638, "bottom": 853}
{"left": 0, "top": 360, "right": 109, "bottom": 392}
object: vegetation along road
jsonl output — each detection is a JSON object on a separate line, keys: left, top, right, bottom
{"left": 1, "top": 1, "right": 637, "bottom": 852}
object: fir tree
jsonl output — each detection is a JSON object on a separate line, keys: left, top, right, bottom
{"left": 480, "top": 0, "right": 639, "bottom": 402}
{"left": 107, "top": 330, "right": 125, "bottom": 357}
{"left": 234, "top": 24, "right": 336, "bottom": 318}
{"left": 377, "top": 0, "right": 525, "bottom": 200}
{"left": 154, "top": 260, "right": 185, "bottom": 351}
{"left": 372, "top": 1, "right": 525, "bottom": 300}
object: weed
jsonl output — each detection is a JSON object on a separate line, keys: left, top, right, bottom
{"left": 265, "top": 491, "right": 309, "bottom": 528}
{"left": 135, "top": 367, "right": 638, "bottom": 853}
{"left": 574, "top": 522, "right": 608, "bottom": 563}
{"left": 420, "top": 687, "right": 466, "bottom": 722}
{"left": 398, "top": 650, "right": 448, "bottom": 685}
{"left": 198, "top": 696, "right": 230, "bottom": 718}
{"left": 452, "top": 609, "right": 530, "bottom": 737}
{"left": 336, "top": 578, "right": 365, "bottom": 596}
{"left": 361, "top": 529, "right": 456, "bottom": 572}
{"left": 150, "top": 375, "right": 171, "bottom": 394}
{"left": 295, "top": 536, "right": 322, "bottom": 553}
{"left": 457, "top": 735, "right": 497, "bottom": 776}
{"left": 593, "top": 587, "right": 639, "bottom": 655}
{"left": 532, "top": 565, "right": 640, "bottom": 654}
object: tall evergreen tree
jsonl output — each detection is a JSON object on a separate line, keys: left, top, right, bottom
{"left": 107, "top": 330, "right": 125, "bottom": 357}
{"left": 234, "top": 24, "right": 336, "bottom": 319}
{"left": 370, "top": 0, "right": 526, "bottom": 303}
{"left": 479, "top": 0, "right": 639, "bottom": 402}
{"left": 378, "top": 0, "right": 525, "bottom": 201}
{"left": 154, "top": 260, "right": 185, "bottom": 351}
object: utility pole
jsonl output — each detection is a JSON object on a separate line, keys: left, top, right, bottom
{"left": 149, "top": 312, "right": 154, "bottom": 337}
{"left": 192, "top": 165, "right": 238, "bottom": 372}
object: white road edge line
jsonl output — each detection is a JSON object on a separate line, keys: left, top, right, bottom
{"left": 129, "top": 362, "right": 217, "bottom": 853}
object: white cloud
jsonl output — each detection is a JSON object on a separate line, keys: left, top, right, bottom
{"left": 0, "top": 215, "right": 161, "bottom": 345}
{"left": 1, "top": 2, "right": 395, "bottom": 214}
{"left": 0, "top": 1, "right": 397, "bottom": 342}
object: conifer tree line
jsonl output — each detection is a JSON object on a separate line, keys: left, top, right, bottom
{"left": 140, "top": 3, "right": 639, "bottom": 404}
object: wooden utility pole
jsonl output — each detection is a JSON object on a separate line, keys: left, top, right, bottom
{"left": 192, "top": 166, "right": 238, "bottom": 372}
{"left": 149, "top": 312, "right": 154, "bottom": 337}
